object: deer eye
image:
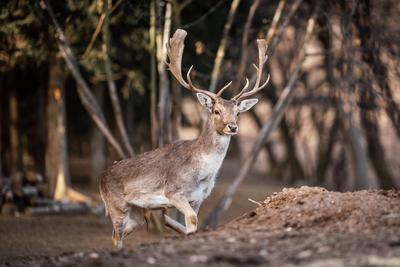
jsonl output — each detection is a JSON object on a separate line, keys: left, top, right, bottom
{"left": 214, "top": 110, "right": 220, "bottom": 115}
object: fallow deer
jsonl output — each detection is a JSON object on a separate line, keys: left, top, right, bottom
{"left": 99, "top": 29, "right": 270, "bottom": 248}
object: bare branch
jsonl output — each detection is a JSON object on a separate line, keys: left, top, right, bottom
{"left": 103, "top": 0, "right": 134, "bottom": 156}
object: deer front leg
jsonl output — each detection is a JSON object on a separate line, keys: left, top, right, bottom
{"left": 168, "top": 196, "right": 198, "bottom": 234}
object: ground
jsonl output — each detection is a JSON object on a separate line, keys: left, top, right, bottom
{"left": 1, "top": 186, "right": 399, "bottom": 267}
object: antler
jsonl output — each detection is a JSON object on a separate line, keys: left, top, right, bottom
{"left": 166, "top": 29, "right": 232, "bottom": 100}
{"left": 232, "top": 39, "right": 270, "bottom": 101}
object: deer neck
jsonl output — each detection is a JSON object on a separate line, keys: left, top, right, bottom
{"left": 196, "top": 115, "right": 231, "bottom": 156}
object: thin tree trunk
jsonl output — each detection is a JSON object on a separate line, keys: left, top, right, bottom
{"left": 263, "top": 82, "right": 306, "bottom": 182}
{"left": 156, "top": 0, "right": 172, "bottom": 146}
{"left": 103, "top": 0, "right": 134, "bottom": 157}
{"left": 36, "top": 76, "right": 47, "bottom": 181}
{"left": 353, "top": 0, "right": 400, "bottom": 138}
{"left": 359, "top": 85, "right": 396, "bottom": 188}
{"left": 44, "top": 0, "right": 126, "bottom": 159}
{"left": 9, "top": 85, "right": 21, "bottom": 184}
{"left": 208, "top": 0, "right": 241, "bottom": 93}
{"left": 247, "top": 0, "right": 301, "bottom": 86}
{"left": 150, "top": 0, "right": 158, "bottom": 148}
{"left": 354, "top": 0, "right": 397, "bottom": 189}
{"left": 125, "top": 79, "right": 135, "bottom": 146}
{"left": 170, "top": 0, "right": 188, "bottom": 141}
{"left": 233, "top": 0, "right": 261, "bottom": 93}
{"left": 264, "top": 0, "right": 286, "bottom": 47}
{"left": 318, "top": 4, "right": 374, "bottom": 190}
{"left": 338, "top": 0, "right": 376, "bottom": 190}
{"left": 249, "top": 109, "right": 279, "bottom": 169}
{"left": 0, "top": 108, "right": 2, "bottom": 179}
{"left": 203, "top": 14, "right": 316, "bottom": 228}
{"left": 230, "top": 0, "right": 260, "bottom": 162}
{"left": 315, "top": 116, "right": 339, "bottom": 184}
{"left": 91, "top": 84, "right": 106, "bottom": 189}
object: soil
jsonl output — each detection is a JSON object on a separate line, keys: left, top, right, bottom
{"left": 1, "top": 186, "right": 399, "bottom": 267}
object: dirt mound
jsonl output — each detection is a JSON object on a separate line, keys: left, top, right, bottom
{"left": 2, "top": 187, "right": 400, "bottom": 267}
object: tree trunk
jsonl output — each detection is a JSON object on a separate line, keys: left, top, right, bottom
{"left": 156, "top": 0, "right": 172, "bottom": 146}
{"left": 318, "top": 5, "right": 374, "bottom": 190}
{"left": 149, "top": 0, "right": 158, "bottom": 148}
{"left": 353, "top": 0, "right": 400, "bottom": 138}
{"left": 315, "top": 116, "right": 339, "bottom": 184}
{"left": 46, "top": 58, "right": 91, "bottom": 203}
{"left": 9, "top": 83, "right": 22, "bottom": 185}
{"left": 46, "top": 57, "right": 70, "bottom": 198}
{"left": 354, "top": 0, "right": 397, "bottom": 189}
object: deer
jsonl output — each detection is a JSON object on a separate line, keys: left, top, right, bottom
{"left": 99, "top": 29, "right": 270, "bottom": 248}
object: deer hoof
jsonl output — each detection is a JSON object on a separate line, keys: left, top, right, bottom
{"left": 189, "top": 215, "right": 198, "bottom": 226}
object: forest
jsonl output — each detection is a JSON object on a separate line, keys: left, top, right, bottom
{"left": 0, "top": 0, "right": 399, "bottom": 266}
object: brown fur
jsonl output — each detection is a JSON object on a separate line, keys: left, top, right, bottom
{"left": 99, "top": 96, "right": 257, "bottom": 248}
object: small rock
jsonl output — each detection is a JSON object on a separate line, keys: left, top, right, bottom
{"left": 147, "top": 257, "right": 156, "bottom": 265}
{"left": 88, "top": 252, "right": 99, "bottom": 259}
{"left": 74, "top": 252, "right": 84, "bottom": 258}
{"left": 189, "top": 254, "right": 208, "bottom": 263}
{"left": 250, "top": 238, "right": 257, "bottom": 244}
{"left": 297, "top": 250, "right": 312, "bottom": 259}
{"left": 259, "top": 249, "right": 268, "bottom": 257}
{"left": 226, "top": 237, "right": 236, "bottom": 243}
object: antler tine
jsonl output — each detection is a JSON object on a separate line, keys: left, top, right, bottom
{"left": 232, "top": 78, "right": 249, "bottom": 101}
{"left": 167, "top": 29, "right": 217, "bottom": 100}
{"left": 232, "top": 39, "right": 270, "bottom": 101}
{"left": 186, "top": 66, "right": 218, "bottom": 99}
{"left": 216, "top": 81, "right": 233, "bottom": 97}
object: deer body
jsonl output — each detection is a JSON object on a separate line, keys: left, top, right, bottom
{"left": 100, "top": 29, "right": 269, "bottom": 248}
{"left": 102, "top": 116, "right": 230, "bottom": 210}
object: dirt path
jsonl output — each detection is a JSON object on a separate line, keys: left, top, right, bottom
{"left": 2, "top": 186, "right": 399, "bottom": 267}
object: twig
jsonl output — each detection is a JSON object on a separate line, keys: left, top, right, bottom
{"left": 83, "top": 13, "right": 106, "bottom": 57}
{"left": 83, "top": 0, "right": 124, "bottom": 57}
{"left": 248, "top": 198, "right": 262, "bottom": 206}
{"left": 181, "top": 0, "right": 226, "bottom": 29}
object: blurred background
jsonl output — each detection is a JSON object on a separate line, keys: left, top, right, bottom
{"left": 0, "top": 0, "right": 399, "bottom": 259}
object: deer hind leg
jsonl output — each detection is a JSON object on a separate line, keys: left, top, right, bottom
{"left": 108, "top": 201, "right": 129, "bottom": 249}
{"left": 123, "top": 205, "right": 145, "bottom": 238}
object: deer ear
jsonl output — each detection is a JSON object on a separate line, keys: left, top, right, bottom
{"left": 238, "top": 98, "right": 258, "bottom": 112}
{"left": 196, "top": 93, "right": 213, "bottom": 111}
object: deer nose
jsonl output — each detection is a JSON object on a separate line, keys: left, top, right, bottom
{"left": 228, "top": 124, "right": 237, "bottom": 132}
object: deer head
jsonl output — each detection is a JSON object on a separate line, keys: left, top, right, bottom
{"left": 167, "top": 29, "right": 270, "bottom": 136}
